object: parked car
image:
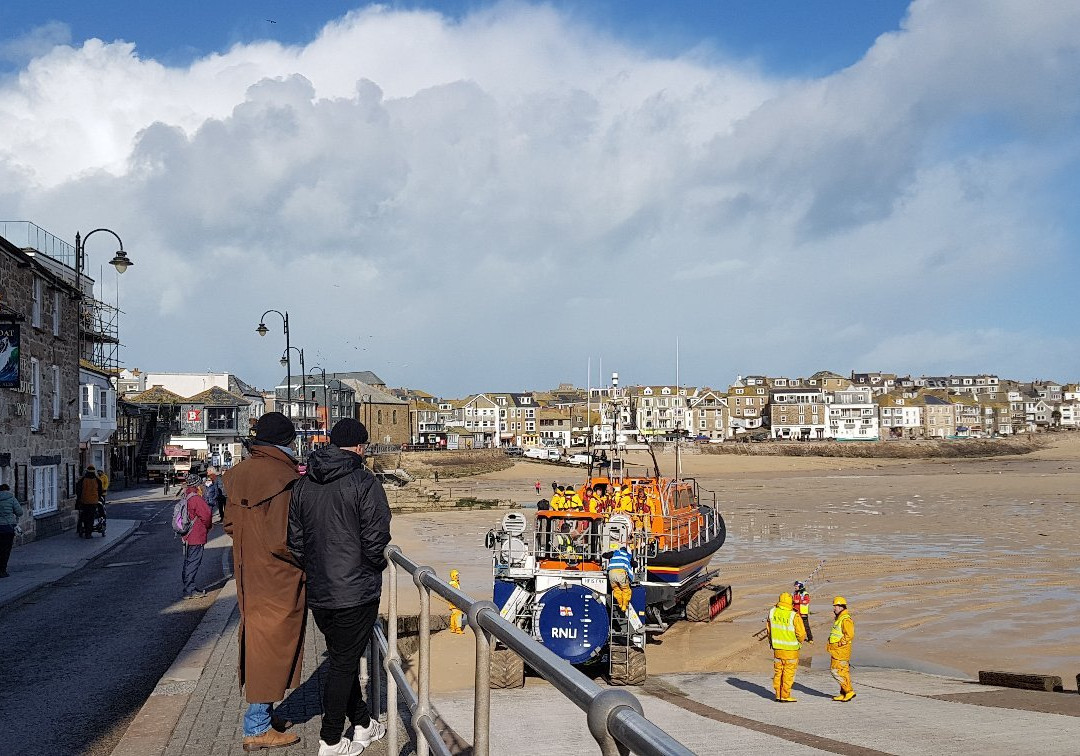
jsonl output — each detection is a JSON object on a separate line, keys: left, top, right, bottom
{"left": 504, "top": 446, "right": 524, "bottom": 457}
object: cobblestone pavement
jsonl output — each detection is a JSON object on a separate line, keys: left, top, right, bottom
{"left": 164, "top": 607, "right": 411, "bottom": 756}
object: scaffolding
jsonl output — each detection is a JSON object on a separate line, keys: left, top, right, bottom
{"left": 81, "top": 296, "right": 121, "bottom": 377}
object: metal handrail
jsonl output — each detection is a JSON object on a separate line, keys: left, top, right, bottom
{"left": 373, "top": 544, "right": 696, "bottom": 756}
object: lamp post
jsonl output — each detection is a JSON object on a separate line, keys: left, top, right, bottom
{"left": 308, "top": 366, "right": 329, "bottom": 443}
{"left": 256, "top": 310, "right": 290, "bottom": 420}
{"left": 75, "top": 228, "right": 133, "bottom": 277}
{"left": 281, "top": 346, "right": 306, "bottom": 451}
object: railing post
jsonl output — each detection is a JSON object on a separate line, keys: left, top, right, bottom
{"left": 413, "top": 565, "right": 436, "bottom": 756}
{"left": 468, "top": 601, "right": 498, "bottom": 756}
{"left": 370, "top": 629, "right": 382, "bottom": 723}
{"left": 385, "top": 547, "right": 401, "bottom": 756}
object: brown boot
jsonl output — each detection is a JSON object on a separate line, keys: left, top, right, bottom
{"left": 242, "top": 728, "right": 300, "bottom": 751}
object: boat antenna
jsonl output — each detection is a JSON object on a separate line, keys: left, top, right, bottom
{"left": 586, "top": 357, "right": 593, "bottom": 478}
{"left": 675, "top": 336, "right": 682, "bottom": 479}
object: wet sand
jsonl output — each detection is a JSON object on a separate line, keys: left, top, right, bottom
{"left": 388, "top": 437, "right": 1080, "bottom": 690}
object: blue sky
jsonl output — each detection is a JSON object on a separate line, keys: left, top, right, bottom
{"left": 1, "top": 1, "right": 1079, "bottom": 395}
{"left": 1, "top": 1, "right": 909, "bottom": 75}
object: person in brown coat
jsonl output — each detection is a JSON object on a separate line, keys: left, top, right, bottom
{"left": 223, "top": 412, "right": 305, "bottom": 752}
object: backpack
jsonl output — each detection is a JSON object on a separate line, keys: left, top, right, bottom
{"left": 171, "top": 493, "right": 195, "bottom": 536}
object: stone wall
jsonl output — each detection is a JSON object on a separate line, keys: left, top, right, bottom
{"left": 0, "top": 243, "right": 82, "bottom": 542}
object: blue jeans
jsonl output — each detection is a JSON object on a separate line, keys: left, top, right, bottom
{"left": 244, "top": 702, "right": 273, "bottom": 737}
{"left": 181, "top": 544, "right": 204, "bottom": 595}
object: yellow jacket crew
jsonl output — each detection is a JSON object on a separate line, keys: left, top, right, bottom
{"left": 549, "top": 485, "right": 566, "bottom": 511}
{"left": 615, "top": 485, "right": 633, "bottom": 513}
{"left": 448, "top": 570, "right": 465, "bottom": 634}
{"left": 566, "top": 487, "right": 584, "bottom": 511}
{"left": 827, "top": 596, "right": 856, "bottom": 701}
{"left": 766, "top": 592, "right": 807, "bottom": 702}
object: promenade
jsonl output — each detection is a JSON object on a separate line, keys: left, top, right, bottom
{"left": 111, "top": 578, "right": 1080, "bottom": 756}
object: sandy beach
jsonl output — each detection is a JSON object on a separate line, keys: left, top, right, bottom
{"left": 388, "top": 436, "right": 1080, "bottom": 690}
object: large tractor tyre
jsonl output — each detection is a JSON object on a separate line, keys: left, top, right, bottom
{"left": 608, "top": 646, "right": 647, "bottom": 686}
{"left": 489, "top": 648, "right": 525, "bottom": 689}
{"left": 685, "top": 588, "right": 714, "bottom": 623}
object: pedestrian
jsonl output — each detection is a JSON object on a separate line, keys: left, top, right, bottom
{"left": 793, "top": 581, "right": 813, "bottom": 642}
{"left": 434, "top": 469, "right": 439, "bottom": 483}
{"left": 204, "top": 466, "right": 225, "bottom": 521}
{"left": 0, "top": 483, "right": 23, "bottom": 578}
{"left": 179, "top": 473, "right": 213, "bottom": 600}
{"left": 76, "top": 466, "right": 103, "bottom": 538}
{"left": 222, "top": 412, "right": 305, "bottom": 751}
{"left": 287, "top": 418, "right": 390, "bottom": 755}
{"left": 827, "top": 596, "right": 856, "bottom": 702}
{"left": 535, "top": 479, "right": 541, "bottom": 495}
{"left": 766, "top": 591, "right": 807, "bottom": 702}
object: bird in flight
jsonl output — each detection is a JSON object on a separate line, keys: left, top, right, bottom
{"left": 266, "top": 19, "right": 277, "bottom": 24}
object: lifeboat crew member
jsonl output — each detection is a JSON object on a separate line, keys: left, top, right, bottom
{"left": 606, "top": 541, "right": 634, "bottom": 613}
{"left": 792, "top": 581, "right": 812, "bottom": 641}
{"left": 767, "top": 592, "right": 807, "bottom": 703}
{"left": 448, "top": 570, "right": 465, "bottom": 634}
{"left": 827, "top": 596, "right": 856, "bottom": 702}
{"left": 616, "top": 484, "right": 634, "bottom": 513}
{"left": 566, "top": 486, "right": 584, "bottom": 511}
{"left": 549, "top": 485, "right": 566, "bottom": 511}
{"left": 588, "top": 485, "right": 606, "bottom": 513}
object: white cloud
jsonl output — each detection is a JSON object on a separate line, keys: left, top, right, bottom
{"left": 0, "top": 21, "right": 71, "bottom": 65}
{"left": 2, "top": 1, "right": 1080, "bottom": 394}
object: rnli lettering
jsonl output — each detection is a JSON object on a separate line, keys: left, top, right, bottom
{"left": 551, "top": 627, "right": 578, "bottom": 639}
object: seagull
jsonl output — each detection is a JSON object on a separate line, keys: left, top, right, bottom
{"left": 266, "top": 19, "right": 277, "bottom": 24}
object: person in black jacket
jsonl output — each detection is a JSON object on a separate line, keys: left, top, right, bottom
{"left": 287, "top": 418, "right": 391, "bottom": 756}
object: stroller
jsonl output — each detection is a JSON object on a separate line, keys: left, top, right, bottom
{"left": 92, "top": 499, "right": 107, "bottom": 536}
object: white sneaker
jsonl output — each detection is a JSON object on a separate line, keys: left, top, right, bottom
{"left": 317, "top": 738, "right": 363, "bottom": 755}
{"left": 352, "top": 719, "right": 386, "bottom": 747}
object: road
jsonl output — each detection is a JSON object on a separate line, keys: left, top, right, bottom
{"left": 0, "top": 487, "right": 231, "bottom": 756}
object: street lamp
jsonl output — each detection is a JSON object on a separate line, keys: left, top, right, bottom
{"left": 308, "top": 365, "right": 329, "bottom": 441}
{"left": 256, "top": 309, "right": 290, "bottom": 419}
{"left": 76, "top": 228, "right": 133, "bottom": 276}
{"left": 281, "top": 346, "right": 307, "bottom": 449}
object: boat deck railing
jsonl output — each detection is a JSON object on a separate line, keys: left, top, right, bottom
{"left": 373, "top": 544, "right": 695, "bottom": 756}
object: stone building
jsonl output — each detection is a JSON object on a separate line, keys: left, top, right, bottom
{"left": 0, "top": 232, "right": 83, "bottom": 542}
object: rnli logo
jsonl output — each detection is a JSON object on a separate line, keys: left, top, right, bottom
{"left": 560, "top": 606, "right": 573, "bottom": 617}
{"left": 551, "top": 627, "right": 578, "bottom": 639}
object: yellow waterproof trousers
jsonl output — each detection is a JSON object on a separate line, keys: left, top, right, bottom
{"left": 773, "top": 658, "right": 798, "bottom": 700}
{"left": 830, "top": 658, "right": 852, "bottom": 695}
{"left": 608, "top": 568, "right": 632, "bottom": 612}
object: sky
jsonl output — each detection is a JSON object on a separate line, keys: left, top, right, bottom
{"left": 2, "top": 1, "right": 1079, "bottom": 396}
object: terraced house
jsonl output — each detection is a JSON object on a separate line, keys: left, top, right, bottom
{"left": 726, "top": 376, "right": 768, "bottom": 435}
{"left": 769, "top": 384, "right": 827, "bottom": 440}
{"left": 689, "top": 390, "right": 728, "bottom": 441}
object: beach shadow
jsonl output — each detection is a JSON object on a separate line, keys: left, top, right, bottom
{"left": 725, "top": 676, "right": 777, "bottom": 701}
{"left": 793, "top": 681, "right": 833, "bottom": 698}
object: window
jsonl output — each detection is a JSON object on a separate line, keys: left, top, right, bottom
{"left": 52, "top": 365, "right": 60, "bottom": 419}
{"left": 52, "top": 290, "right": 61, "bottom": 336}
{"left": 378, "top": 410, "right": 383, "bottom": 424}
{"left": 30, "top": 358, "right": 41, "bottom": 430}
{"left": 393, "top": 410, "right": 397, "bottom": 423}
{"left": 32, "top": 277, "right": 42, "bottom": 328}
{"left": 207, "top": 408, "right": 236, "bottom": 431}
{"left": 82, "top": 385, "right": 92, "bottom": 416}
{"left": 31, "top": 464, "right": 58, "bottom": 515}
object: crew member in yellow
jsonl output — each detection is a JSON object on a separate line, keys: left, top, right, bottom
{"left": 827, "top": 596, "right": 856, "bottom": 701}
{"left": 587, "top": 486, "right": 604, "bottom": 513}
{"left": 615, "top": 484, "right": 634, "bottom": 513}
{"left": 766, "top": 592, "right": 807, "bottom": 702}
{"left": 566, "top": 486, "right": 584, "bottom": 511}
{"left": 448, "top": 569, "right": 465, "bottom": 634}
{"left": 549, "top": 484, "right": 566, "bottom": 511}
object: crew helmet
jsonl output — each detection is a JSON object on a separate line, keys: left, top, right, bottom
{"left": 833, "top": 596, "right": 848, "bottom": 607}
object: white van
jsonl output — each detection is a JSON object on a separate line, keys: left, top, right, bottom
{"left": 567, "top": 453, "right": 592, "bottom": 466}
{"left": 523, "top": 447, "right": 550, "bottom": 460}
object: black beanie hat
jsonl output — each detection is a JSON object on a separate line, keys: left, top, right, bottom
{"left": 254, "top": 411, "right": 296, "bottom": 446}
{"left": 330, "top": 418, "right": 369, "bottom": 447}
